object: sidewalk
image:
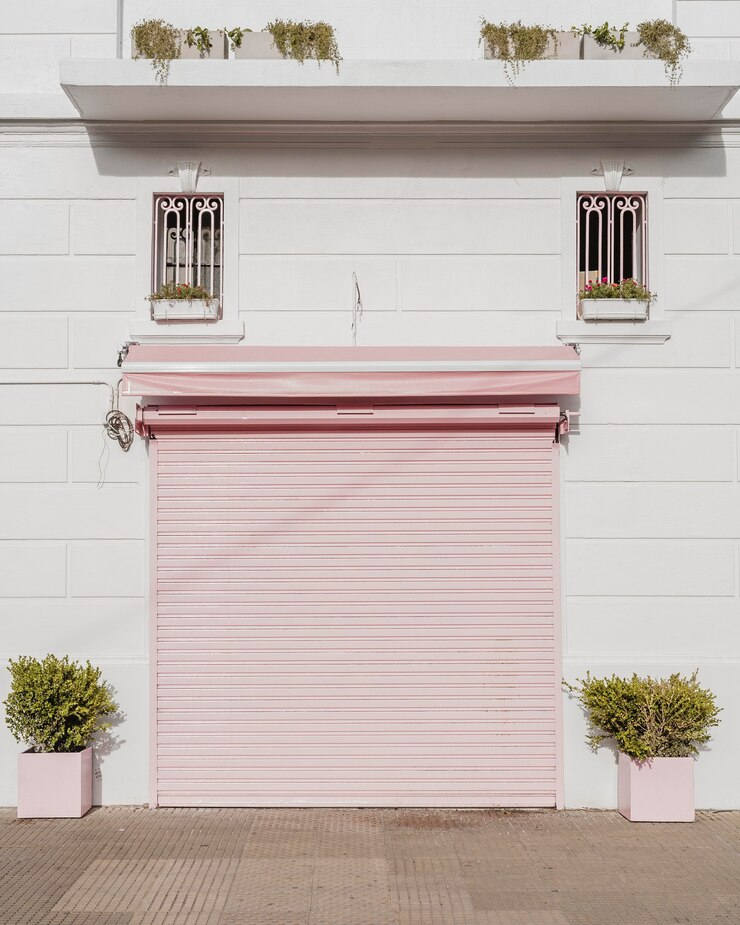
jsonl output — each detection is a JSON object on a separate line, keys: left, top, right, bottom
{"left": 1, "top": 807, "right": 738, "bottom": 924}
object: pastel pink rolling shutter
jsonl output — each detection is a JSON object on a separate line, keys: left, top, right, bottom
{"left": 151, "top": 406, "right": 562, "bottom": 808}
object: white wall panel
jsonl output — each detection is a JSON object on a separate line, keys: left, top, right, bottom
{"left": 0, "top": 486, "right": 145, "bottom": 539}
{"left": 565, "top": 540, "right": 735, "bottom": 596}
{"left": 69, "top": 427, "right": 146, "bottom": 484}
{"left": 399, "top": 256, "right": 560, "bottom": 312}
{"left": 578, "top": 370, "right": 740, "bottom": 424}
{"left": 567, "top": 484, "right": 740, "bottom": 538}
{"left": 731, "top": 201, "right": 740, "bottom": 253}
{"left": 565, "top": 598, "right": 740, "bottom": 658}
{"left": 0, "top": 201, "right": 69, "bottom": 255}
{"left": 581, "top": 313, "right": 732, "bottom": 368}
{"left": 0, "top": 428, "right": 68, "bottom": 483}
{"left": 0, "top": 544, "right": 66, "bottom": 597}
{"left": 0, "top": 258, "right": 135, "bottom": 311}
{"left": 70, "top": 35, "right": 117, "bottom": 58}
{"left": 0, "top": 599, "right": 147, "bottom": 658}
{"left": 564, "top": 425, "right": 733, "bottom": 482}
{"left": 0, "top": 37, "right": 72, "bottom": 93}
{"left": 0, "top": 315, "right": 68, "bottom": 369}
{"left": 71, "top": 314, "right": 133, "bottom": 368}
{"left": 677, "top": 1, "right": 740, "bottom": 35}
{"left": 0, "top": 148, "right": 136, "bottom": 200}
{"left": 240, "top": 200, "right": 560, "bottom": 255}
{"left": 4, "top": 0, "right": 116, "bottom": 33}
{"left": 72, "top": 201, "right": 137, "bottom": 255}
{"left": 0, "top": 385, "right": 114, "bottom": 427}
{"left": 359, "top": 310, "right": 561, "bottom": 346}
{"left": 70, "top": 542, "right": 146, "bottom": 597}
{"left": 239, "top": 257, "right": 397, "bottom": 312}
{"left": 664, "top": 256, "right": 740, "bottom": 311}
{"left": 664, "top": 200, "right": 730, "bottom": 254}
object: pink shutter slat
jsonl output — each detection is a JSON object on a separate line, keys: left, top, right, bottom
{"left": 152, "top": 417, "right": 560, "bottom": 808}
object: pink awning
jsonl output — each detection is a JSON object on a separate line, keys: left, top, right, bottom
{"left": 122, "top": 346, "right": 580, "bottom": 402}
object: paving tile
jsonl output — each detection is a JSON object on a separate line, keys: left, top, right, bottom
{"left": 0, "top": 808, "right": 739, "bottom": 925}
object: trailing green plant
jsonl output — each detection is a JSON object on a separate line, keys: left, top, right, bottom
{"left": 571, "top": 21, "right": 629, "bottom": 52}
{"left": 149, "top": 282, "right": 213, "bottom": 301}
{"left": 579, "top": 277, "right": 656, "bottom": 301}
{"left": 185, "top": 26, "right": 213, "bottom": 57}
{"left": 480, "top": 21, "right": 556, "bottom": 85}
{"left": 564, "top": 671, "right": 720, "bottom": 760}
{"left": 637, "top": 19, "right": 691, "bottom": 86}
{"left": 225, "top": 27, "right": 252, "bottom": 51}
{"left": 4, "top": 655, "right": 118, "bottom": 754}
{"left": 266, "top": 19, "right": 341, "bottom": 72}
{"left": 131, "top": 18, "right": 180, "bottom": 85}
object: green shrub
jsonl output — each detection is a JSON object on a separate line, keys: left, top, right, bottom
{"left": 131, "top": 19, "right": 180, "bottom": 85}
{"left": 480, "top": 21, "right": 556, "bottom": 84}
{"left": 571, "top": 22, "right": 629, "bottom": 52}
{"left": 266, "top": 19, "right": 341, "bottom": 72}
{"left": 637, "top": 19, "right": 691, "bottom": 86}
{"left": 185, "top": 26, "right": 213, "bottom": 57}
{"left": 564, "top": 671, "right": 720, "bottom": 760}
{"left": 4, "top": 655, "right": 118, "bottom": 753}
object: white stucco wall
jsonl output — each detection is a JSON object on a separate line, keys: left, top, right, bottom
{"left": 2, "top": 0, "right": 740, "bottom": 809}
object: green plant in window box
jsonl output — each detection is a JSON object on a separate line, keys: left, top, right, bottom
{"left": 131, "top": 19, "right": 181, "bottom": 85}
{"left": 185, "top": 26, "right": 213, "bottom": 57}
{"left": 4, "top": 655, "right": 118, "bottom": 754}
{"left": 149, "top": 282, "right": 213, "bottom": 301}
{"left": 266, "top": 19, "right": 341, "bottom": 72}
{"left": 571, "top": 21, "right": 629, "bottom": 52}
{"left": 636, "top": 19, "right": 691, "bottom": 86}
{"left": 480, "top": 21, "right": 557, "bottom": 85}
{"left": 578, "top": 278, "right": 656, "bottom": 302}
{"left": 563, "top": 671, "right": 720, "bottom": 760}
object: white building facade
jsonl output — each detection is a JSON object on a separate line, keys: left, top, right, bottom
{"left": 2, "top": 0, "right": 740, "bottom": 809}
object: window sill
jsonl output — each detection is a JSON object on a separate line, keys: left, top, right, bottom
{"left": 556, "top": 319, "right": 672, "bottom": 345}
{"left": 129, "top": 319, "right": 245, "bottom": 344}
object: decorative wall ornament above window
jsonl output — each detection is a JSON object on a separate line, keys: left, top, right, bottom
{"left": 591, "top": 159, "right": 634, "bottom": 192}
{"left": 168, "top": 160, "right": 211, "bottom": 193}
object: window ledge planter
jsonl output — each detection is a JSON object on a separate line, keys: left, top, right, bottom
{"left": 150, "top": 299, "right": 220, "bottom": 321}
{"left": 17, "top": 746, "right": 93, "bottom": 819}
{"left": 579, "top": 298, "right": 649, "bottom": 321}
{"left": 618, "top": 752, "right": 694, "bottom": 822}
{"left": 582, "top": 33, "right": 643, "bottom": 60}
{"left": 483, "top": 31, "right": 582, "bottom": 61}
{"left": 234, "top": 32, "right": 283, "bottom": 60}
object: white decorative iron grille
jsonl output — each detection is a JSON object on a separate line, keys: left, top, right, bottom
{"left": 577, "top": 192, "right": 648, "bottom": 291}
{"left": 152, "top": 194, "right": 224, "bottom": 302}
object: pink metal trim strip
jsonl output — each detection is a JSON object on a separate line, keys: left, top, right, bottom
{"left": 149, "top": 438, "right": 159, "bottom": 809}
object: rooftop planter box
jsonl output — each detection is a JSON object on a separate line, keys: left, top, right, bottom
{"left": 482, "top": 30, "right": 582, "bottom": 61}
{"left": 233, "top": 31, "right": 282, "bottom": 60}
{"left": 131, "top": 27, "right": 228, "bottom": 61}
{"left": 582, "top": 32, "right": 643, "bottom": 60}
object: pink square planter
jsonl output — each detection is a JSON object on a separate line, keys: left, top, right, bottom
{"left": 618, "top": 752, "right": 695, "bottom": 822}
{"left": 17, "top": 747, "right": 93, "bottom": 819}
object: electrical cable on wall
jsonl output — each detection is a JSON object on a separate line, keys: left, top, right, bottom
{"left": 351, "top": 271, "right": 363, "bottom": 346}
{"left": 0, "top": 379, "right": 134, "bottom": 452}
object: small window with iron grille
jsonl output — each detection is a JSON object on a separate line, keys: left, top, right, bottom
{"left": 152, "top": 193, "right": 224, "bottom": 309}
{"left": 577, "top": 192, "right": 648, "bottom": 295}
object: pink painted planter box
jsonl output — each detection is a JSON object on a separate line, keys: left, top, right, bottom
{"left": 17, "top": 747, "right": 93, "bottom": 819}
{"left": 618, "top": 752, "right": 695, "bottom": 822}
